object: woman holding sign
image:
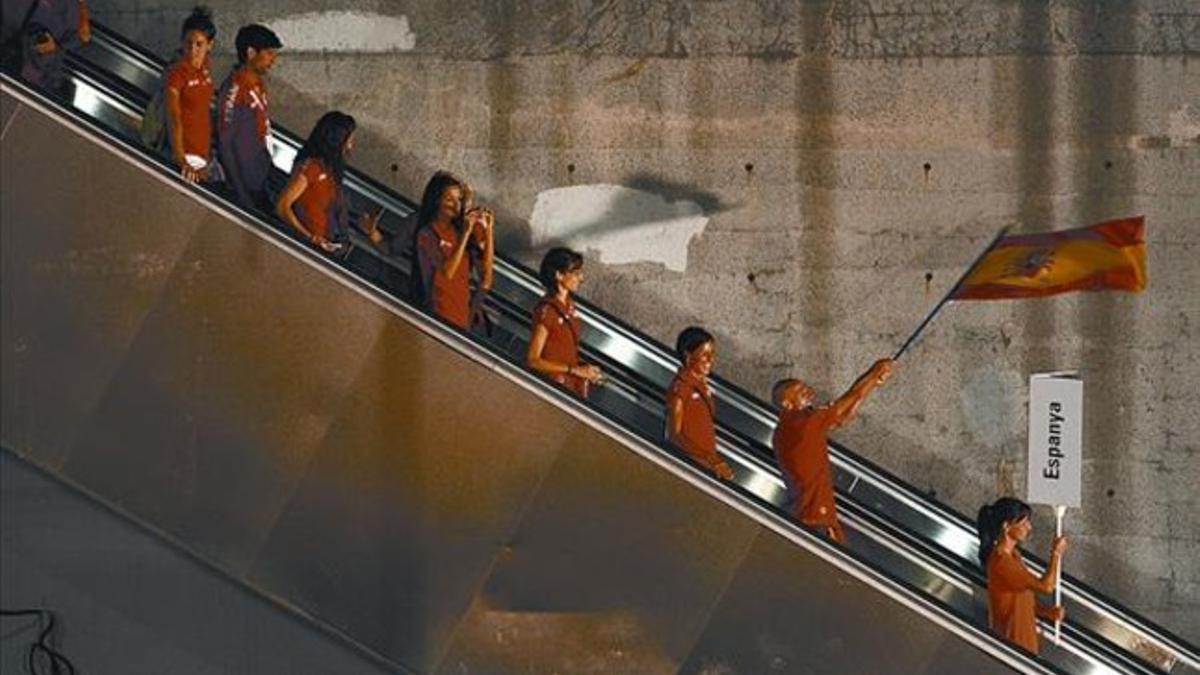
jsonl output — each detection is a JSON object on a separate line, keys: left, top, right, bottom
{"left": 976, "top": 497, "right": 1068, "bottom": 654}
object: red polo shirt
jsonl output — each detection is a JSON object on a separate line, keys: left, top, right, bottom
{"left": 987, "top": 548, "right": 1043, "bottom": 654}
{"left": 293, "top": 158, "right": 338, "bottom": 241}
{"left": 416, "top": 221, "right": 472, "bottom": 329}
{"left": 666, "top": 368, "right": 723, "bottom": 473}
{"left": 164, "top": 56, "right": 213, "bottom": 159}
{"left": 532, "top": 294, "right": 587, "bottom": 397}
{"left": 773, "top": 405, "right": 845, "bottom": 542}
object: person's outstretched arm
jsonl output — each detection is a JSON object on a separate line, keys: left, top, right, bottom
{"left": 828, "top": 358, "right": 895, "bottom": 427}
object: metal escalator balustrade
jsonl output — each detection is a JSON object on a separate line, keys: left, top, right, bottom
{"left": 35, "top": 48, "right": 1180, "bottom": 675}
{"left": 3, "top": 73, "right": 1055, "bottom": 675}
{"left": 25, "top": 22, "right": 1200, "bottom": 673}
{"left": 54, "top": 26, "right": 1200, "bottom": 675}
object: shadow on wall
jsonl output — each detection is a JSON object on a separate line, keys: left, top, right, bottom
{"left": 524, "top": 173, "right": 734, "bottom": 274}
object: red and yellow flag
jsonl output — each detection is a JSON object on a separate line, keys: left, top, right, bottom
{"left": 953, "top": 216, "right": 1146, "bottom": 300}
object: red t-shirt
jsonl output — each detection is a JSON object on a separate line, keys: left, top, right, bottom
{"left": 773, "top": 406, "right": 841, "bottom": 531}
{"left": 164, "top": 57, "right": 214, "bottom": 159}
{"left": 665, "top": 369, "right": 722, "bottom": 472}
{"left": 293, "top": 158, "right": 337, "bottom": 241}
{"left": 987, "top": 548, "right": 1043, "bottom": 654}
{"left": 416, "top": 221, "right": 472, "bottom": 329}
{"left": 531, "top": 295, "right": 586, "bottom": 397}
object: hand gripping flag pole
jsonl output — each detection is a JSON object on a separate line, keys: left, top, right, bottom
{"left": 893, "top": 227, "right": 1011, "bottom": 361}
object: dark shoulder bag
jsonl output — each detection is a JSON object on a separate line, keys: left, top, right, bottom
{"left": 0, "top": 1, "right": 42, "bottom": 74}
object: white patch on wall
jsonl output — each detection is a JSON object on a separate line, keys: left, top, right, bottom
{"left": 268, "top": 11, "right": 416, "bottom": 52}
{"left": 529, "top": 185, "right": 708, "bottom": 272}
{"left": 1167, "top": 104, "right": 1200, "bottom": 146}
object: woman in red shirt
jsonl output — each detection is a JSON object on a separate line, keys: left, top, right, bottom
{"left": 411, "top": 172, "right": 494, "bottom": 330}
{"left": 665, "top": 327, "right": 734, "bottom": 480}
{"left": 526, "top": 247, "right": 602, "bottom": 398}
{"left": 976, "top": 497, "right": 1068, "bottom": 654}
{"left": 164, "top": 7, "right": 216, "bottom": 183}
{"left": 276, "top": 111, "right": 380, "bottom": 254}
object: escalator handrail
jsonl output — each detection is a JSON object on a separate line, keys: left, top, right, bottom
{"left": 61, "top": 24, "right": 1200, "bottom": 669}
{"left": 2, "top": 72, "right": 1070, "bottom": 675}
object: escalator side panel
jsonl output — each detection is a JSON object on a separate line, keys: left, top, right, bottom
{"left": 246, "top": 318, "right": 569, "bottom": 672}
{"left": 0, "top": 92, "right": 200, "bottom": 470}
{"left": 436, "top": 425, "right": 765, "bottom": 672}
{"left": 57, "top": 212, "right": 388, "bottom": 575}
{"left": 2, "top": 81, "right": 1030, "bottom": 674}
{"left": 681, "top": 526, "right": 990, "bottom": 674}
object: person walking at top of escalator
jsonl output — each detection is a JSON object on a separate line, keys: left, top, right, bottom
{"left": 770, "top": 358, "right": 894, "bottom": 545}
{"left": 1, "top": 0, "right": 91, "bottom": 98}
{"left": 665, "top": 327, "right": 735, "bottom": 481}
{"left": 276, "top": 111, "right": 381, "bottom": 255}
{"left": 976, "top": 496, "right": 1067, "bottom": 655}
{"left": 411, "top": 171, "right": 494, "bottom": 331}
{"left": 163, "top": 6, "right": 217, "bottom": 184}
{"left": 217, "top": 23, "right": 280, "bottom": 214}
{"left": 527, "top": 247, "right": 602, "bottom": 399}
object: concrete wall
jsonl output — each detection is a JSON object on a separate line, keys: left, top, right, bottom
{"left": 89, "top": 0, "right": 1199, "bottom": 642}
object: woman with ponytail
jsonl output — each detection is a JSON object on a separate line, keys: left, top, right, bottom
{"left": 975, "top": 497, "right": 1068, "bottom": 654}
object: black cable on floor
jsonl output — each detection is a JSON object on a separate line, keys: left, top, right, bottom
{"left": 0, "top": 609, "right": 77, "bottom": 675}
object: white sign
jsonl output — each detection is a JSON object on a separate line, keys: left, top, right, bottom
{"left": 1026, "top": 372, "right": 1083, "bottom": 508}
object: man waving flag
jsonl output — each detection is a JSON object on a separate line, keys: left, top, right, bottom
{"left": 952, "top": 216, "right": 1146, "bottom": 300}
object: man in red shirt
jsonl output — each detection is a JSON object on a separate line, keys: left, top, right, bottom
{"left": 771, "top": 358, "right": 894, "bottom": 543}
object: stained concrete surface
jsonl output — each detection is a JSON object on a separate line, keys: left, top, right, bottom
{"left": 0, "top": 450, "right": 404, "bottom": 675}
{"left": 72, "top": 0, "right": 1200, "bottom": 644}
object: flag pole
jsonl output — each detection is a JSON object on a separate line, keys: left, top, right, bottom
{"left": 893, "top": 226, "right": 1011, "bottom": 360}
{"left": 1053, "top": 504, "right": 1066, "bottom": 645}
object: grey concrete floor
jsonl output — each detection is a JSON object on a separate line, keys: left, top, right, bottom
{"left": 0, "top": 449, "right": 405, "bottom": 675}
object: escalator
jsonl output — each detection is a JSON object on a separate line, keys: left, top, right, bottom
{"left": 1, "top": 22, "right": 1196, "bottom": 675}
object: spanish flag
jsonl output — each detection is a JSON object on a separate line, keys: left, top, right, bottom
{"left": 953, "top": 216, "right": 1146, "bottom": 300}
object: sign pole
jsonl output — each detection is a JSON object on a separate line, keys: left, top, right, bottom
{"left": 1054, "top": 504, "right": 1066, "bottom": 645}
{"left": 893, "top": 227, "right": 1010, "bottom": 361}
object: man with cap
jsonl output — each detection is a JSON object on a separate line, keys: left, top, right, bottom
{"left": 217, "top": 23, "right": 281, "bottom": 213}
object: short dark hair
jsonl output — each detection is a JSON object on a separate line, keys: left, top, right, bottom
{"left": 538, "top": 247, "right": 583, "bottom": 292}
{"left": 180, "top": 6, "right": 216, "bottom": 41}
{"left": 235, "top": 24, "right": 282, "bottom": 64}
{"left": 771, "top": 378, "right": 801, "bottom": 406}
{"left": 675, "top": 326, "right": 714, "bottom": 360}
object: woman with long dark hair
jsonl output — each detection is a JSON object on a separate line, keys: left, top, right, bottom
{"left": 526, "top": 247, "right": 602, "bottom": 398}
{"left": 976, "top": 497, "right": 1067, "bottom": 654}
{"left": 276, "top": 111, "right": 380, "bottom": 253}
{"left": 411, "top": 171, "right": 494, "bottom": 330}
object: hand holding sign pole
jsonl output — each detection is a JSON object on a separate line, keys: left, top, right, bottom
{"left": 1027, "top": 372, "right": 1082, "bottom": 646}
